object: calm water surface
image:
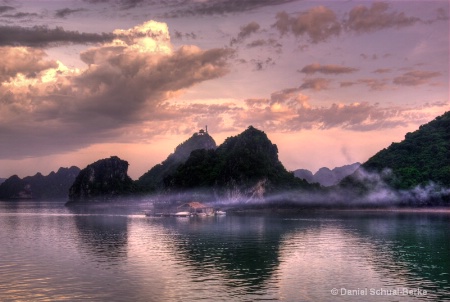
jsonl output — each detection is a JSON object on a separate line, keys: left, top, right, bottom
{"left": 0, "top": 200, "right": 449, "bottom": 301}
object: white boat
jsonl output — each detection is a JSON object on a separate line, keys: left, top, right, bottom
{"left": 174, "top": 211, "right": 191, "bottom": 217}
{"left": 215, "top": 210, "right": 226, "bottom": 215}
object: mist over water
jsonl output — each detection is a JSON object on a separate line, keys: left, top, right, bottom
{"left": 0, "top": 200, "right": 449, "bottom": 301}
{"left": 114, "top": 167, "right": 450, "bottom": 209}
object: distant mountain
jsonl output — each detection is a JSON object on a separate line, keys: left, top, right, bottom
{"left": 0, "top": 167, "right": 80, "bottom": 199}
{"left": 136, "top": 129, "right": 216, "bottom": 192}
{"left": 67, "top": 127, "right": 314, "bottom": 202}
{"left": 294, "top": 163, "right": 360, "bottom": 187}
{"left": 68, "top": 156, "right": 135, "bottom": 202}
{"left": 293, "top": 169, "right": 314, "bottom": 183}
{"left": 0, "top": 178, "right": 5, "bottom": 185}
{"left": 166, "top": 126, "right": 315, "bottom": 200}
{"left": 342, "top": 111, "right": 450, "bottom": 192}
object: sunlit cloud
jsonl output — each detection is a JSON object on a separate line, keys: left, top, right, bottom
{"left": 232, "top": 87, "right": 446, "bottom": 132}
{"left": 0, "top": 20, "right": 234, "bottom": 159}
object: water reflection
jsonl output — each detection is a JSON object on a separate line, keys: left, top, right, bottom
{"left": 275, "top": 211, "right": 450, "bottom": 301}
{"left": 336, "top": 211, "right": 450, "bottom": 300}
{"left": 1, "top": 200, "right": 449, "bottom": 301}
{"left": 141, "top": 211, "right": 450, "bottom": 301}
{"left": 140, "top": 215, "right": 318, "bottom": 299}
{"left": 67, "top": 205, "right": 129, "bottom": 264}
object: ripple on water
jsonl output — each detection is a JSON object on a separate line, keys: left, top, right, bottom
{"left": 0, "top": 204, "right": 449, "bottom": 301}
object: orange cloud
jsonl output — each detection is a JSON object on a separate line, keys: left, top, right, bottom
{"left": 0, "top": 20, "right": 234, "bottom": 159}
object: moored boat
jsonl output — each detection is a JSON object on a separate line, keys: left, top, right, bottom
{"left": 174, "top": 211, "right": 191, "bottom": 217}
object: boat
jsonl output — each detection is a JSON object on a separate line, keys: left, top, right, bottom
{"left": 215, "top": 210, "right": 226, "bottom": 215}
{"left": 174, "top": 211, "right": 191, "bottom": 217}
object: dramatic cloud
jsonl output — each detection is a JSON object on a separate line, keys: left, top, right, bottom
{"left": 273, "top": 6, "right": 341, "bottom": 43}
{"left": 345, "top": 2, "right": 421, "bottom": 33}
{"left": 0, "top": 25, "right": 115, "bottom": 47}
{"left": 393, "top": 70, "right": 441, "bottom": 86}
{"left": 300, "top": 63, "right": 358, "bottom": 75}
{"left": 55, "top": 8, "right": 87, "bottom": 18}
{"left": 0, "top": 20, "right": 234, "bottom": 159}
{"left": 0, "top": 47, "right": 58, "bottom": 82}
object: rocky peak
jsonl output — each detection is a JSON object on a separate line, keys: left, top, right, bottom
{"left": 68, "top": 156, "right": 135, "bottom": 202}
{"left": 137, "top": 130, "right": 217, "bottom": 192}
{"left": 170, "top": 131, "right": 217, "bottom": 162}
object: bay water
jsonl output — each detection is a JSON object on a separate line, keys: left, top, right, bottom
{"left": 0, "top": 200, "right": 449, "bottom": 301}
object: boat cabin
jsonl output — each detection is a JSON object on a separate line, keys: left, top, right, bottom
{"left": 178, "top": 201, "right": 214, "bottom": 216}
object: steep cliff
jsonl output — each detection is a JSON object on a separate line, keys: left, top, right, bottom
{"left": 136, "top": 131, "right": 216, "bottom": 192}
{"left": 166, "top": 126, "right": 314, "bottom": 201}
{"left": 68, "top": 156, "right": 135, "bottom": 201}
{"left": 346, "top": 111, "right": 450, "bottom": 190}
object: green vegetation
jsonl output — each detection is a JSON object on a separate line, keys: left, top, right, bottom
{"left": 136, "top": 131, "right": 216, "bottom": 192}
{"left": 361, "top": 111, "right": 450, "bottom": 189}
{"left": 69, "top": 156, "right": 135, "bottom": 201}
{"left": 166, "top": 126, "right": 315, "bottom": 195}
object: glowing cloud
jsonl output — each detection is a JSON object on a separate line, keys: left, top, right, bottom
{"left": 0, "top": 20, "right": 234, "bottom": 159}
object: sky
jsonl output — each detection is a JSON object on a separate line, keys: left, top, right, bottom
{"left": 0, "top": 0, "right": 448, "bottom": 180}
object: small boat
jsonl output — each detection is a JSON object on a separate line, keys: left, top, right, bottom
{"left": 215, "top": 210, "right": 226, "bottom": 215}
{"left": 174, "top": 211, "right": 191, "bottom": 217}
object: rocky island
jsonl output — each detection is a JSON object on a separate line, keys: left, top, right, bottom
{"left": 68, "top": 156, "right": 135, "bottom": 202}
{"left": 136, "top": 128, "right": 217, "bottom": 192}
{"left": 1, "top": 112, "right": 449, "bottom": 207}
{"left": 0, "top": 166, "right": 80, "bottom": 199}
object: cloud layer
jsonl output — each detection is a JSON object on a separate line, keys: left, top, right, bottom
{"left": 0, "top": 20, "right": 234, "bottom": 158}
{"left": 273, "top": 6, "right": 341, "bottom": 43}
{"left": 272, "top": 2, "right": 427, "bottom": 42}
{"left": 300, "top": 63, "right": 358, "bottom": 75}
{"left": 232, "top": 87, "right": 443, "bottom": 132}
{"left": 0, "top": 25, "right": 115, "bottom": 47}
